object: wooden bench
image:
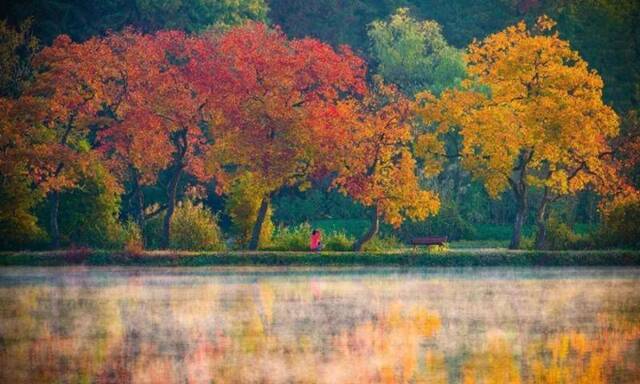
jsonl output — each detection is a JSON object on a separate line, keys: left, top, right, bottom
{"left": 410, "top": 236, "right": 448, "bottom": 248}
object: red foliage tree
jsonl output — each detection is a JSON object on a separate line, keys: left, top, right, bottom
{"left": 191, "top": 23, "right": 367, "bottom": 249}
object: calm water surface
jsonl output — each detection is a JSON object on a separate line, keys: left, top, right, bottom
{"left": 1, "top": 266, "right": 639, "bottom": 383}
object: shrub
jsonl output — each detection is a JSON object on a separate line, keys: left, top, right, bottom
{"left": 265, "top": 223, "right": 310, "bottom": 251}
{"left": 40, "top": 164, "right": 123, "bottom": 248}
{"left": 544, "top": 217, "right": 584, "bottom": 250}
{"left": 120, "top": 220, "right": 143, "bottom": 254}
{"left": 324, "top": 231, "right": 355, "bottom": 251}
{"left": 599, "top": 199, "right": 640, "bottom": 248}
{"left": 362, "top": 234, "right": 402, "bottom": 252}
{"left": 0, "top": 173, "right": 46, "bottom": 250}
{"left": 225, "top": 173, "right": 273, "bottom": 248}
{"left": 169, "top": 200, "right": 224, "bottom": 251}
{"left": 265, "top": 223, "right": 355, "bottom": 251}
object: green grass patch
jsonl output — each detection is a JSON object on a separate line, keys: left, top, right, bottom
{"left": 1, "top": 249, "right": 640, "bottom": 267}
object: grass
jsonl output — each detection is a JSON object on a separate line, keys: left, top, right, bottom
{"left": 1, "top": 248, "right": 640, "bottom": 267}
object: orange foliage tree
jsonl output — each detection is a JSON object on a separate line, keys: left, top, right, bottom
{"left": 334, "top": 79, "right": 440, "bottom": 251}
{"left": 417, "top": 16, "right": 620, "bottom": 249}
{"left": 20, "top": 30, "right": 214, "bottom": 249}
{"left": 193, "top": 23, "right": 367, "bottom": 250}
{"left": 25, "top": 35, "right": 116, "bottom": 248}
{"left": 93, "top": 30, "right": 214, "bottom": 248}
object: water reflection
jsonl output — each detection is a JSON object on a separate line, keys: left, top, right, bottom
{"left": 0, "top": 267, "right": 639, "bottom": 383}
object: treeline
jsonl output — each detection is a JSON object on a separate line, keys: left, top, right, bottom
{"left": 1, "top": 2, "right": 639, "bottom": 251}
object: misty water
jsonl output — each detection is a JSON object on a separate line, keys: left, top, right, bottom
{"left": 1, "top": 266, "right": 639, "bottom": 383}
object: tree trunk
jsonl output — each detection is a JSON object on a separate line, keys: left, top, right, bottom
{"left": 248, "top": 196, "right": 270, "bottom": 251}
{"left": 353, "top": 205, "right": 379, "bottom": 252}
{"left": 509, "top": 189, "right": 527, "bottom": 249}
{"left": 161, "top": 167, "right": 183, "bottom": 249}
{"left": 49, "top": 191, "right": 61, "bottom": 249}
{"left": 534, "top": 194, "right": 550, "bottom": 250}
{"left": 132, "top": 179, "right": 145, "bottom": 228}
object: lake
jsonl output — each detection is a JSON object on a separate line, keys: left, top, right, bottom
{"left": 1, "top": 266, "right": 639, "bottom": 383}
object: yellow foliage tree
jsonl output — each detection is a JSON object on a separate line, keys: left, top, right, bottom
{"left": 334, "top": 78, "right": 440, "bottom": 251}
{"left": 417, "top": 16, "right": 620, "bottom": 249}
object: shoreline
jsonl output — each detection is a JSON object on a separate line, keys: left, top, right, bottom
{"left": 1, "top": 249, "right": 640, "bottom": 267}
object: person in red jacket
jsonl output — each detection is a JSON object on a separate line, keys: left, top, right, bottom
{"left": 310, "top": 229, "right": 322, "bottom": 252}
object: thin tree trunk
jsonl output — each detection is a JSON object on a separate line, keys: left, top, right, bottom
{"left": 534, "top": 192, "right": 550, "bottom": 250}
{"left": 132, "top": 177, "right": 145, "bottom": 228}
{"left": 161, "top": 167, "right": 183, "bottom": 249}
{"left": 248, "top": 196, "right": 270, "bottom": 251}
{"left": 509, "top": 150, "right": 533, "bottom": 249}
{"left": 353, "top": 205, "right": 379, "bottom": 252}
{"left": 510, "top": 192, "right": 527, "bottom": 249}
{"left": 49, "top": 191, "right": 60, "bottom": 249}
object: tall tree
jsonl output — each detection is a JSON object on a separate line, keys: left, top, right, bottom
{"left": 27, "top": 34, "right": 110, "bottom": 248}
{"left": 334, "top": 79, "right": 440, "bottom": 251}
{"left": 368, "top": 7, "right": 466, "bottom": 97}
{"left": 94, "top": 30, "right": 213, "bottom": 248}
{"left": 369, "top": 7, "right": 469, "bottom": 208}
{"left": 193, "top": 22, "right": 367, "bottom": 250}
{"left": 418, "top": 16, "right": 620, "bottom": 249}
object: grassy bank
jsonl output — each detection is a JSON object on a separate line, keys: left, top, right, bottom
{"left": 1, "top": 249, "right": 640, "bottom": 267}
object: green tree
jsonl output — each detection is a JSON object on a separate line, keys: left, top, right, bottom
{"left": 40, "top": 162, "right": 123, "bottom": 248}
{"left": 368, "top": 8, "right": 466, "bottom": 96}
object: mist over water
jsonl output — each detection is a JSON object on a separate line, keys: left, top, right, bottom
{"left": 1, "top": 266, "right": 639, "bottom": 383}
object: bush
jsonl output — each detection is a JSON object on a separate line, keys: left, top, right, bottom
{"left": 324, "top": 231, "right": 355, "bottom": 251}
{"left": 265, "top": 223, "right": 356, "bottom": 251}
{"left": 225, "top": 173, "right": 273, "bottom": 248}
{"left": 544, "top": 217, "right": 585, "bottom": 250}
{"left": 599, "top": 199, "right": 640, "bottom": 248}
{"left": 0, "top": 173, "right": 46, "bottom": 250}
{"left": 39, "top": 164, "right": 123, "bottom": 248}
{"left": 362, "top": 234, "right": 402, "bottom": 252}
{"left": 265, "top": 223, "right": 311, "bottom": 251}
{"left": 169, "top": 200, "right": 224, "bottom": 251}
{"left": 120, "top": 220, "right": 143, "bottom": 254}
{"left": 144, "top": 200, "right": 225, "bottom": 251}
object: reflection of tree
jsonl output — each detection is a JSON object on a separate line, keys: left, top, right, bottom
{"left": 327, "top": 302, "right": 442, "bottom": 383}
{"left": 0, "top": 285, "right": 124, "bottom": 383}
{"left": 1, "top": 279, "right": 639, "bottom": 384}
{"left": 462, "top": 332, "right": 522, "bottom": 384}
{"left": 461, "top": 315, "right": 640, "bottom": 384}
{"left": 524, "top": 316, "right": 640, "bottom": 383}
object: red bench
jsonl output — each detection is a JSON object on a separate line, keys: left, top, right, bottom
{"left": 410, "top": 236, "right": 448, "bottom": 248}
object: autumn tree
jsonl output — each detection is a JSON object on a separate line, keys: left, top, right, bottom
{"left": 334, "top": 79, "right": 440, "bottom": 251}
{"left": 418, "top": 16, "right": 620, "bottom": 249}
{"left": 25, "top": 34, "right": 115, "bottom": 248}
{"left": 194, "top": 23, "right": 367, "bottom": 250}
{"left": 0, "top": 21, "right": 43, "bottom": 248}
{"left": 0, "top": 97, "right": 49, "bottom": 248}
{"left": 94, "top": 30, "right": 214, "bottom": 249}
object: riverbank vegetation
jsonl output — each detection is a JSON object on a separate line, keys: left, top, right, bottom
{"left": 2, "top": 248, "right": 640, "bottom": 267}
